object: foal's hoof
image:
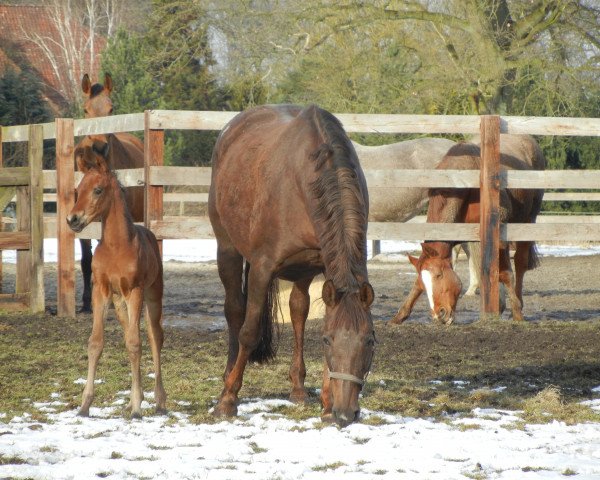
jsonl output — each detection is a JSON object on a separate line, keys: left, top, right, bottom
{"left": 320, "top": 412, "right": 335, "bottom": 424}
{"left": 389, "top": 313, "right": 407, "bottom": 325}
{"left": 155, "top": 406, "right": 168, "bottom": 416}
{"left": 213, "top": 400, "right": 237, "bottom": 417}
{"left": 77, "top": 408, "right": 90, "bottom": 417}
{"left": 130, "top": 411, "right": 143, "bottom": 420}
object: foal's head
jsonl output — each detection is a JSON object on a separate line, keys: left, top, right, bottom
{"left": 321, "top": 280, "right": 375, "bottom": 427}
{"left": 81, "top": 73, "right": 113, "bottom": 118}
{"left": 67, "top": 141, "right": 114, "bottom": 233}
{"left": 409, "top": 242, "right": 462, "bottom": 325}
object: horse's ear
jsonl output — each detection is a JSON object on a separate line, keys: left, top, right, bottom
{"left": 103, "top": 73, "right": 113, "bottom": 94}
{"left": 407, "top": 254, "right": 419, "bottom": 269}
{"left": 322, "top": 280, "right": 341, "bottom": 307}
{"left": 92, "top": 139, "right": 110, "bottom": 159}
{"left": 360, "top": 282, "right": 374, "bottom": 308}
{"left": 75, "top": 147, "right": 90, "bottom": 173}
{"left": 81, "top": 74, "right": 91, "bottom": 95}
{"left": 421, "top": 243, "right": 439, "bottom": 259}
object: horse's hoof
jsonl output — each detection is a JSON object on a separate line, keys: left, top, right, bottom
{"left": 213, "top": 400, "right": 237, "bottom": 417}
{"left": 131, "top": 411, "right": 142, "bottom": 420}
{"left": 78, "top": 306, "right": 92, "bottom": 314}
{"left": 77, "top": 408, "right": 90, "bottom": 417}
{"left": 155, "top": 407, "right": 168, "bottom": 415}
{"left": 289, "top": 389, "right": 309, "bottom": 405}
{"left": 389, "top": 314, "right": 406, "bottom": 325}
{"left": 320, "top": 412, "right": 335, "bottom": 424}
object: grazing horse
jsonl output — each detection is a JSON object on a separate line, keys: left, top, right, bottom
{"left": 391, "top": 134, "right": 545, "bottom": 324}
{"left": 67, "top": 139, "right": 165, "bottom": 418}
{"left": 208, "top": 104, "right": 375, "bottom": 427}
{"left": 76, "top": 73, "right": 144, "bottom": 312}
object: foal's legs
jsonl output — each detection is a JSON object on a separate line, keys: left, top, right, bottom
{"left": 391, "top": 279, "right": 423, "bottom": 324}
{"left": 145, "top": 280, "right": 167, "bottom": 413}
{"left": 513, "top": 241, "right": 533, "bottom": 304}
{"left": 214, "top": 260, "right": 274, "bottom": 417}
{"left": 79, "top": 283, "right": 109, "bottom": 416}
{"left": 79, "top": 239, "right": 93, "bottom": 312}
{"left": 288, "top": 277, "right": 313, "bottom": 404}
{"left": 124, "top": 287, "right": 144, "bottom": 418}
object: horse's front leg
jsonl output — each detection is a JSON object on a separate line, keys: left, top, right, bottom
{"left": 391, "top": 278, "right": 423, "bottom": 324}
{"left": 214, "top": 264, "right": 273, "bottom": 417}
{"left": 125, "top": 287, "right": 144, "bottom": 418}
{"left": 320, "top": 364, "right": 333, "bottom": 422}
{"left": 288, "top": 277, "right": 313, "bottom": 404}
{"left": 79, "top": 281, "right": 110, "bottom": 416}
{"left": 144, "top": 279, "right": 167, "bottom": 414}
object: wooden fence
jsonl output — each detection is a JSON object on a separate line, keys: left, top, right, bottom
{"left": 2, "top": 111, "right": 600, "bottom": 318}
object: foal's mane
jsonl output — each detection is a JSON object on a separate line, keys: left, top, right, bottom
{"left": 307, "top": 106, "right": 368, "bottom": 292}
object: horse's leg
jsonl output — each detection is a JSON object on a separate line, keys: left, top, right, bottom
{"left": 144, "top": 280, "right": 166, "bottom": 414}
{"left": 288, "top": 276, "right": 313, "bottom": 404}
{"left": 391, "top": 279, "right": 423, "bottom": 324}
{"left": 79, "top": 282, "right": 109, "bottom": 416}
{"left": 465, "top": 242, "right": 481, "bottom": 296}
{"left": 512, "top": 241, "right": 533, "bottom": 306}
{"left": 320, "top": 363, "right": 333, "bottom": 422}
{"left": 216, "top": 243, "right": 245, "bottom": 379}
{"left": 124, "top": 287, "right": 144, "bottom": 418}
{"left": 214, "top": 261, "right": 273, "bottom": 417}
{"left": 80, "top": 239, "right": 93, "bottom": 313}
{"left": 498, "top": 245, "right": 523, "bottom": 322}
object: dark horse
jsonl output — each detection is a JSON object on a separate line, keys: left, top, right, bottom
{"left": 76, "top": 73, "right": 144, "bottom": 312}
{"left": 392, "top": 134, "right": 545, "bottom": 324}
{"left": 208, "top": 104, "right": 375, "bottom": 427}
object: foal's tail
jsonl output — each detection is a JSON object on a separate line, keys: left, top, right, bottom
{"left": 242, "top": 261, "right": 280, "bottom": 364}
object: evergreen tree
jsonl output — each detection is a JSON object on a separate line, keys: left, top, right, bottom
{"left": 0, "top": 68, "right": 53, "bottom": 167}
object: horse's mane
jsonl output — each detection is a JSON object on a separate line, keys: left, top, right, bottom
{"left": 90, "top": 83, "right": 105, "bottom": 97}
{"left": 307, "top": 106, "right": 368, "bottom": 295}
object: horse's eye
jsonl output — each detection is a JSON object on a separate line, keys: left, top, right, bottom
{"left": 93, "top": 187, "right": 103, "bottom": 196}
{"left": 322, "top": 336, "right": 331, "bottom": 347}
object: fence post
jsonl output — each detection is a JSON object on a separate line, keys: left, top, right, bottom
{"left": 56, "top": 118, "right": 75, "bottom": 318}
{"left": 144, "top": 111, "right": 164, "bottom": 256}
{"left": 28, "top": 124, "right": 44, "bottom": 313}
{"left": 479, "top": 115, "right": 501, "bottom": 318}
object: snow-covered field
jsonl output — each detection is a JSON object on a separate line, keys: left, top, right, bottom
{"left": 2, "top": 240, "right": 600, "bottom": 479}
{"left": 2, "top": 392, "right": 600, "bottom": 480}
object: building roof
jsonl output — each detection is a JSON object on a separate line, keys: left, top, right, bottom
{"left": 0, "top": 4, "right": 106, "bottom": 114}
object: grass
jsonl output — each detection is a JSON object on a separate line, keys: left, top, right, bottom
{"left": 1, "top": 312, "right": 600, "bottom": 427}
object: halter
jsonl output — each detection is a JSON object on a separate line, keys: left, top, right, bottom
{"left": 328, "top": 370, "right": 369, "bottom": 387}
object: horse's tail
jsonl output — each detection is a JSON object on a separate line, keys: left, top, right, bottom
{"left": 528, "top": 242, "right": 540, "bottom": 270}
{"left": 242, "top": 261, "right": 280, "bottom": 364}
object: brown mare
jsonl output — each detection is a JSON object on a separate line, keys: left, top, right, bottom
{"left": 392, "top": 134, "right": 546, "bottom": 325}
{"left": 208, "top": 104, "right": 375, "bottom": 427}
{"left": 77, "top": 73, "right": 144, "bottom": 312}
{"left": 67, "top": 138, "right": 165, "bottom": 418}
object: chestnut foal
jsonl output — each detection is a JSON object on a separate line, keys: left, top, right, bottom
{"left": 67, "top": 139, "right": 165, "bottom": 418}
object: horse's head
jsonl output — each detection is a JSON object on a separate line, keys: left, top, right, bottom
{"left": 321, "top": 280, "right": 375, "bottom": 427}
{"left": 82, "top": 73, "right": 113, "bottom": 118}
{"left": 410, "top": 242, "right": 462, "bottom": 325}
{"left": 67, "top": 140, "right": 112, "bottom": 232}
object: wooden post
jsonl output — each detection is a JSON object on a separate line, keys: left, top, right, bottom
{"left": 28, "top": 124, "right": 45, "bottom": 313}
{"left": 144, "top": 111, "right": 164, "bottom": 256}
{"left": 56, "top": 118, "right": 75, "bottom": 317}
{"left": 479, "top": 115, "right": 501, "bottom": 318}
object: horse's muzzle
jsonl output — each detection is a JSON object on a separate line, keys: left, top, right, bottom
{"left": 66, "top": 214, "right": 86, "bottom": 233}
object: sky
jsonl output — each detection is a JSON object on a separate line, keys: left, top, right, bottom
{"left": 2, "top": 240, "right": 600, "bottom": 478}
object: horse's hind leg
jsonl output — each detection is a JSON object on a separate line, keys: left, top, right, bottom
{"left": 79, "top": 283, "right": 109, "bottom": 416}
{"left": 498, "top": 246, "right": 523, "bottom": 322}
{"left": 216, "top": 243, "right": 245, "bottom": 379}
{"left": 288, "top": 277, "right": 313, "bottom": 404}
{"left": 513, "top": 241, "right": 536, "bottom": 306}
{"left": 80, "top": 239, "right": 93, "bottom": 313}
{"left": 144, "top": 281, "right": 166, "bottom": 414}
{"left": 215, "top": 259, "right": 274, "bottom": 417}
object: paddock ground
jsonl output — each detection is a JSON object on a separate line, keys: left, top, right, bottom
{"left": 1, "top": 252, "right": 600, "bottom": 424}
